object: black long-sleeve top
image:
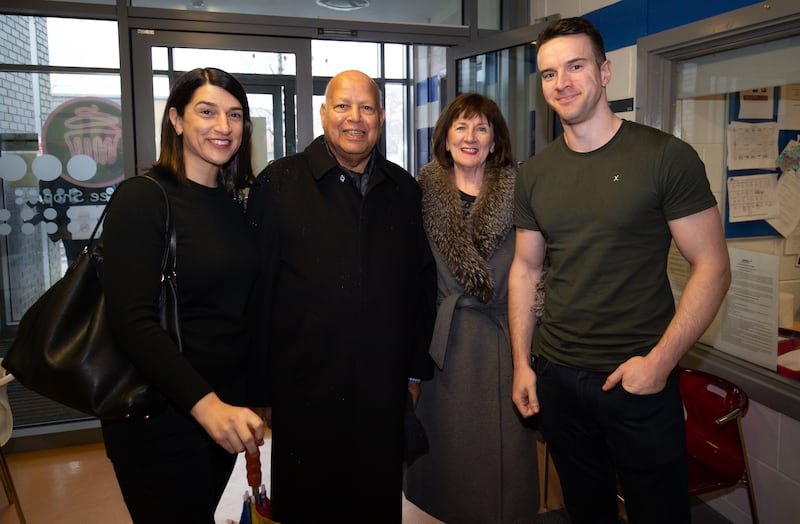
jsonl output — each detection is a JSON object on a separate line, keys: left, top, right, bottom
{"left": 102, "top": 169, "right": 259, "bottom": 413}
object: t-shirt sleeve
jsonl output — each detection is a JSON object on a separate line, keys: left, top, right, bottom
{"left": 513, "top": 158, "right": 540, "bottom": 231}
{"left": 661, "top": 137, "right": 718, "bottom": 221}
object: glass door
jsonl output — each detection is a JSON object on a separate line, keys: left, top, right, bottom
{"left": 130, "top": 30, "right": 313, "bottom": 175}
{"left": 446, "top": 22, "right": 551, "bottom": 161}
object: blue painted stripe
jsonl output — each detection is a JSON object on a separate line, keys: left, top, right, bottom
{"left": 415, "top": 76, "right": 440, "bottom": 107}
{"left": 415, "top": 79, "right": 429, "bottom": 106}
{"left": 584, "top": 0, "right": 757, "bottom": 52}
{"left": 416, "top": 127, "right": 433, "bottom": 173}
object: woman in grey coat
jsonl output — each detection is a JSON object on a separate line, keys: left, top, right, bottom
{"left": 405, "top": 93, "right": 542, "bottom": 523}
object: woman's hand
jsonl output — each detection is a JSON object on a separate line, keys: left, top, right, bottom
{"left": 251, "top": 406, "right": 273, "bottom": 429}
{"left": 190, "top": 392, "right": 265, "bottom": 454}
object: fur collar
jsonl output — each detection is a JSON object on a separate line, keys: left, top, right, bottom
{"left": 419, "top": 161, "right": 516, "bottom": 303}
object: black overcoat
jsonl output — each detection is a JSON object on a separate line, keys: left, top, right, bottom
{"left": 247, "top": 136, "right": 436, "bottom": 523}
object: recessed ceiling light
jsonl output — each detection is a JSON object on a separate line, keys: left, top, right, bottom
{"left": 316, "top": 0, "right": 370, "bottom": 11}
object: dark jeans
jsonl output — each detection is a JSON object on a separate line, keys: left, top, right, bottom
{"left": 534, "top": 357, "right": 689, "bottom": 524}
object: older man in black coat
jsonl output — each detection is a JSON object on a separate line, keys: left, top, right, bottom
{"left": 247, "top": 70, "right": 436, "bottom": 523}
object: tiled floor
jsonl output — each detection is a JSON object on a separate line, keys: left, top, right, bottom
{"left": 0, "top": 432, "right": 276, "bottom": 524}
{"left": 0, "top": 434, "right": 557, "bottom": 524}
{"left": 0, "top": 442, "right": 131, "bottom": 524}
{"left": 0, "top": 425, "right": 732, "bottom": 524}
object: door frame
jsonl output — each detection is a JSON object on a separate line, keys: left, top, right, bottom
{"left": 129, "top": 29, "right": 312, "bottom": 170}
{"left": 237, "top": 77, "right": 298, "bottom": 160}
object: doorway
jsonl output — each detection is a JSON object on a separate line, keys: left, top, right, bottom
{"left": 129, "top": 30, "right": 314, "bottom": 174}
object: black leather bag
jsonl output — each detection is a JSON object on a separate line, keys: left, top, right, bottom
{"left": 3, "top": 175, "right": 181, "bottom": 420}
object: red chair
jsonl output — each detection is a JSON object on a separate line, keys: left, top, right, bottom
{"left": 680, "top": 368, "right": 758, "bottom": 523}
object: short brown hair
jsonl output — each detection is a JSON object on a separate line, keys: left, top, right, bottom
{"left": 431, "top": 93, "right": 514, "bottom": 169}
{"left": 538, "top": 17, "right": 607, "bottom": 67}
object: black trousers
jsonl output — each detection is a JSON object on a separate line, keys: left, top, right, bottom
{"left": 102, "top": 409, "right": 237, "bottom": 524}
{"left": 534, "top": 357, "right": 689, "bottom": 524}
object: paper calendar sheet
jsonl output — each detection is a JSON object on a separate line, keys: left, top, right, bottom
{"left": 727, "top": 173, "right": 779, "bottom": 223}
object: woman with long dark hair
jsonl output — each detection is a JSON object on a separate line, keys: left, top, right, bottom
{"left": 100, "top": 67, "right": 265, "bottom": 523}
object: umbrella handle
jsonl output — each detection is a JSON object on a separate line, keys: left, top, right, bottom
{"left": 245, "top": 450, "right": 262, "bottom": 498}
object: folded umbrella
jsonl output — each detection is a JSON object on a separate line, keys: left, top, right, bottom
{"left": 240, "top": 449, "right": 278, "bottom": 524}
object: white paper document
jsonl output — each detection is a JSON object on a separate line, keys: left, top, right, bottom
{"left": 726, "top": 173, "right": 779, "bottom": 222}
{"left": 777, "top": 84, "right": 800, "bottom": 128}
{"left": 738, "top": 88, "right": 774, "bottom": 120}
{"left": 786, "top": 226, "right": 800, "bottom": 255}
{"left": 668, "top": 245, "right": 725, "bottom": 346}
{"left": 766, "top": 170, "right": 800, "bottom": 237}
{"left": 715, "top": 248, "right": 779, "bottom": 370}
{"left": 726, "top": 122, "right": 779, "bottom": 171}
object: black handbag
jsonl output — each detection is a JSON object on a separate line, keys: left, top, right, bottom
{"left": 3, "top": 175, "right": 181, "bottom": 420}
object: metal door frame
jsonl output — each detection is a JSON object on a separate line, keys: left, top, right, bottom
{"left": 129, "top": 29, "right": 312, "bottom": 170}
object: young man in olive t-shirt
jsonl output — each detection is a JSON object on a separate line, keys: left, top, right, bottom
{"left": 509, "top": 17, "right": 731, "bottom": 524}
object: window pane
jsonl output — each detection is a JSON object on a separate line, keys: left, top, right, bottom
{"left": 312, "top": 94, "right": 325, "bottom": 138}
{"left": 384, "top": 44, "right": 406, "bottom": 79}
{"left": 478, "top": 0, "right": 501, "bottom": 30}
{"left": 1, "top": 73, "right": 124, "bottom": 327}
{"left": 671, "top": 32, "right": 800, "bottom": 370}
{"left": 152, "top": 46, "right": 169, "bottom": 71}
{"left": 0, "top": 17, "right": 118, "bottom": 68}
{"left": 384, "top": 83, "right": 407, "bottom": 169}
{"left": 2, "top": 14, "right": 121, "bottom": 427}
{"left": 456, "top": 43, "right": 538, "bottom": 160}
{"left": 50, "top": 73, "right": 121, "bottom": 98}
{"left": 312, "top": 41, "right": 379, "bottom": 78}
{"left": 47, "top": 18, "right": 119, "bottom": 68}
{"left": 130, "top": 0, "right": 462, "bottom": 26}
{"left": 171, "top": 48, "right": 296, "bottom": 75}
{"left": 247, "top": 92, "right": 283, "bottom": 171}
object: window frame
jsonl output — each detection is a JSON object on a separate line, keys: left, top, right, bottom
{"left": 637, "top": 1, "right": 800, "bottom": 420}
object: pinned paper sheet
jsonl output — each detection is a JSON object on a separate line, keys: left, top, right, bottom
{"left": 727, "top": 173, "right": 779, "bottom": 223}
{"left": 726, "top": 122, "right": 779, "bottom": 171}
{"left": 765, "top": 139, "right": 800, "bottom": 237}
{"left": 738, "top": 88, "right": 774, "bottom": 120}
{"left": 715, "top": 248, "right": 780, "bottom": 371}
{"left": 766, "top": 170, "right": 800, "bottom": 237}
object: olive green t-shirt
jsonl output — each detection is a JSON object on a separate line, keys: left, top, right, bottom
{"left": 514, "top": 120, "right": 717, "bottom": 371}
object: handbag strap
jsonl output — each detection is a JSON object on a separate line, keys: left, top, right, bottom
{"left": 86, "top": 174, "right": 176, "bottom": 279}
{"left": 141, "top": 175, "right": 177, "bottom": 281}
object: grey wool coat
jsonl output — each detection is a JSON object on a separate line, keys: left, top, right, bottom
{"left": 404, "top": 161, "right": 540, "bottom": 523}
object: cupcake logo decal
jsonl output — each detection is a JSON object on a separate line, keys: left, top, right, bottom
{"left": 42, "top": 97, "right": 124, "bottom": 188}
{"left": 62, "top": 104, "right": 122, "bottom": 167}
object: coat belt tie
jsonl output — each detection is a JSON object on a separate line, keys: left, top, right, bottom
{"left": 428, "top": 292, "right": 508, "bottom": 370}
